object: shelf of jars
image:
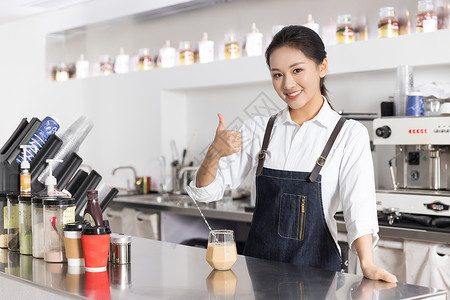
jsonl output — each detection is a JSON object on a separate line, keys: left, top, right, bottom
{"left": 48, "top": 29, "right": 450, "bottom": 92}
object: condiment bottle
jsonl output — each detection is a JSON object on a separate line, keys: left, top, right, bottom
{"left": 75, "top": 54, "right": 89, "bottom": 79}
{"left": 0, "top": 193, "right": 8, "bottom": 249}
{"left": 114, "top": 48, "right": 130, "bottom": 74}
{"left": 198, "top": 32, "right": 214, "bottom": 63}
{"left": 55, "top": 62, "right": 69, "bottom": 82}
{"left": 31, "top": 196, "right": 44, "bottom": 258}
{"left": 43, "top": 196, "right": 75, "bottom": 262}
{"left": 378, "top": 7, "right": 399, "bottom": 38}
{"left": 19, "top": 195, "right": 32, "bottom": 255}
{"left": 336, "top": 14, "right": 355, "bottom": 44}
{"left": 19, "top": 145, "right": 34, "bottom": 196}
{"left": 179, "top": 41, "right": 195, "bottom": 66}
{"left": 83, "top": 190, "right": 103, "bottom": 227}
{"left": 303, "top": 14, "right": 320, "bottom": 34}
{"left": 99, "top": 54, "right": 113, "bottom": 76}
{"left": 245, "top": 23, "right": 263, "bottom": 57}
{"left": 138, "top": 48, "right": 153, "bottom": 71}
{"left": 398, "top": 9, "right": 413, "bottom": 35}
{"left": 224, "top": 33, "right": 240, "bottom": 59}
{"left": 7, "top": 193, "right": 20, "bottom": 251}
{"left": 416, "top": 0, "right": 438, "bottom": 33}
{"left": 159, "top": 40, "right": 176, "bottom": 68}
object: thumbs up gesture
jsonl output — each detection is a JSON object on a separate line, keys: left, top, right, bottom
{"left": 211, "top": 113, "right": 242, "bottom": 157}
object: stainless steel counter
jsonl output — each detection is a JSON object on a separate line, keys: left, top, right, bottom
{"left": 0, "top": 237, "right": 446, "bottom": 299}
{"left": 109, "top": 194, "right": 450, "bottom": 244}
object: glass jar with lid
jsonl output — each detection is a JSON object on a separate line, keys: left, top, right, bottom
{"left": 7, "top": 193, "right": 20, "bottom": 251}
{"left": 0, "top": 193, "right": 8, "bottom": 249}
{"left": 138, "top": 48, "right": 153, "bottom": 71}
{"left": 224, "top": 33, "right": 240, "bottom": 59}
{"left": 378, "top": 7, "right": 399, "bottom": 38}
{"left": 32, "top": 196, "right": 44, "bottom": 258}
{"left": 179, "top": 41, "right": 195, "bottom": 66}
{"left": 99, "top": 55, "right": 113, "bottom": 76}
{"left": 416, "top": 0, "right": 438, "bottom": 32}
{"left": 19, "top": 195, "right": 32, "bottom": 255}
{"left": 336, "top": 14, "right": 355, "bottom": 44}
{"left": 43, "top": 197, "right": 75, "bottom": 262}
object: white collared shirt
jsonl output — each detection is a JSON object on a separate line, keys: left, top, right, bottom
{"left": 186, "top": 99, "right": 379, "bottom": 251}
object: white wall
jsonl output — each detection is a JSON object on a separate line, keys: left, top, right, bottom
{"left": 1, "top": 0, "right": 449, "bottom": 191}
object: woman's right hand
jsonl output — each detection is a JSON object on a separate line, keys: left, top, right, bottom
{"left": 211, "top": 113, "right": 242, "bottom": 158}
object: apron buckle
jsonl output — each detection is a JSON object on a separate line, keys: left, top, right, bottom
{"left": 316, "top": 156, "right": 326, "bottom": 166}
{"left": 258, "top": 150, "right": 266, "bottom": 160}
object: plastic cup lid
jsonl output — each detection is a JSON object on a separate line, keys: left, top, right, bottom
{"left": 64, "top": 221, "right": 88, "bottom": 231}
{"left": 82, "top": 225, "right": 111, "bottom": 235}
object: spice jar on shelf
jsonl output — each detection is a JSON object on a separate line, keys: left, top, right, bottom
{"left": 55, "top": 62, "right": 69, "bottom": 82}
{"left": 198, "top": 32, "right": 214, "bottom": 63}
{"left": 138, "top": 48, "right": 153, "bottom": 71}
{"left": 19, "top": 195, "right": 32, "bottom": 255}
{"left": 159, "top": 40, "right": 176, "bottom": 68}
{"left": 416, "top": 0, "right": 438, "bottom": 33}
{"left": 0, "top": 193, "right": 7, "bottom": 249}
{"left": 336, "top": 14, "right": 355, "bottom": 44}
{"left": 225, "top": 33, "right": 240, "bottom": 59}
{"left": 179, "top": 41, "right": 195, "bottom": 66}
{"left": 378, "top": 7, "right": 399, "bottom": 38}
{"left": 398, "top": 9, "right": 413, "bottom": 35}
{"left": 7, "top": 193, "right": 20, "bottom": 251}
{"left": 99, "top": 55, "right": 113, "bottom": 76}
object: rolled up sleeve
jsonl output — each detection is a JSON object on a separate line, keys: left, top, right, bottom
{"left": 339, "top": 123, "right": 379, "bottom": 251}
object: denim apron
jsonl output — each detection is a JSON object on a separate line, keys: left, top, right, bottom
{"left": 243, "top": 114, "right": 346, "bottom": 272}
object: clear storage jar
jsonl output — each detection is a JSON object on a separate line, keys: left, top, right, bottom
{"left": 378, "top": 7, "right": 399, "bottom": 38}
{"left": 336, "top": 14, "right": 355, "bottom": 44}
{"left": 43, "top": 197, "right": 75, "bottom": 262}
{"left": 7, "top": 193, "right": 20, "bottom": 251}
{"left": 32, "top": 196, "right": 44, "bottom": 258}
{"left": 0, "top": 193, "right": 8, "bottom": 248}
{"left": 19, "top": 195, "right": 32, "bottom": 255}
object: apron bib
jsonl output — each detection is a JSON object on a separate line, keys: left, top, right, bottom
{"left": 243, "top": 115, "right": 346, "bottom": 272}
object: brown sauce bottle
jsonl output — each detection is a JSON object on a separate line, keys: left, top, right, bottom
{"left": 83, "top": 190, "right": 103, "bottom": 227}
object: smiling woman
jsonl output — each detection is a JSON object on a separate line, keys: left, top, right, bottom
{"left": 187, "top": 25, "right": 397, "bottom": 284}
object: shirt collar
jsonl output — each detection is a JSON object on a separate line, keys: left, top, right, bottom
{"left": 273, "top": 96, "right": 336, "bottom": 128}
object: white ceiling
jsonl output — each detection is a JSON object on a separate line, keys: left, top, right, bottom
{"left": 0, "top": 0, "right": 92, "bottom": 25}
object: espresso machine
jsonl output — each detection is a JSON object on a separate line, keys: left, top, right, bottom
{"left": 373, "top": 116, "right": 450, "bottom": 218}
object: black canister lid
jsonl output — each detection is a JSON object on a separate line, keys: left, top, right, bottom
{"left": 43, "top": 197, "right": 75, "bottom": 206}
{"left": 32, "top": 196, "right": 43, "bottom": 205}
{"left": 6, "top": 193, "right": 19, "bottom": 204}
{"left": 19, "top": 195, "right": 32, "bottom": 203}
{"left": 103, "top": 220, "right": 110, "bottom": 227}
{"left": 64, "top": 221, "right": 88, "bottom": 231}
{"left": 0, "top": 193, "right": 6, "bottom": 202}
{"left": 82, "top": 225, "right": 111, "bottom": 235}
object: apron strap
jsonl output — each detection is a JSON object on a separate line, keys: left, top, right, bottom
{"left": 256, "top": 114, "right": 277, "bottom": 176}
{"left": 309, "top": 117, "right": 347, "bottom": 182}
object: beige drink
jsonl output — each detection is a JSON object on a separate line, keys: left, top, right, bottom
{"left": 206, "top": 242, "right": 237, "bottom": 270}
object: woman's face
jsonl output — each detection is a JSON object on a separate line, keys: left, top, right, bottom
{"left": 269, "top": 46, "right": 327, "bottom": 111}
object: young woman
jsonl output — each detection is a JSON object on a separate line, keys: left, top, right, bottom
{"left": 186, "top": 25, "right": 397, "bottom": 283}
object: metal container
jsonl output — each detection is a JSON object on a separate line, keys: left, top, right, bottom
{"left": 110, "top": 233, "right": 131, "bottom": 264}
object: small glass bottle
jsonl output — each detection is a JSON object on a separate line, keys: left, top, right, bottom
{"left": 114, "top": 48, "right": 130, "bottom": 74}
{"left": 55, "top": 62, "right": 69, "bottom": 82}
{"left": 32, "top": 196, "right": 44, "bottom": 258}
{"left": 0, "top": 193, "right": 8, "bottom": 249}
{"left": 7, "top": 193, "right": 20, "bottom": 251}
{"left": 99, "top": 54, "right": 113, "bottom": 76}
{"left": 75, "top": 54, "right": 89, "bottom": 79}
{"left": 159, "top": 40, "right": 176, "bottom": 68}
{"left": 43, "top": 197, "right": 75, "bottom": 262}
{"left": 416, "top": 0, "right": 438, "bottom": 33}
{"left": 198, "top": 32, "right": 214, "bottom": 63}
{"left": 138, "top": 48, "right": 153, "bottom": 71}
{"left": 245, "top": 23, "right": 263, "bottom": 57}
{"left": 378, "top": 7, "right": 399, "bottom": 38}
{"left": 179, "top": 41, "right": 195, "bottom": 66}
{"left": 19, "top": 195, "right": 32, "bottom": 255}
{"left": 303, "top": 14, "right": 320, "bottom": 34}
{"left": 83, "top": 190, "right": 103, "bottom": 227}
{"left": 398, "top": 9, "right": 413, "bottom": 35}
{"left": 336, "top": 14, "right": 355, "bottom": 44}
{"left": 225, "top": 33, "right": 240, "bottom": 59}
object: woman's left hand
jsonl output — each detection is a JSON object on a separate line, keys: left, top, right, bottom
{"left": 361, "top": 263, "right": 398, "bottom": 283}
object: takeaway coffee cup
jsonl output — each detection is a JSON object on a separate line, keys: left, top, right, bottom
{"left": 64, "top": 221, "right": 87, "bottom": 267}
{"left": 81, "top": 225, "right": 111, "bottom": 272}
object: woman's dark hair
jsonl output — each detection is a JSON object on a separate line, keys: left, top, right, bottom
{"left": 266, "top": 25, "right": 331, "bottom": 104}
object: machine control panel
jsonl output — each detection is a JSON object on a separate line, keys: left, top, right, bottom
{"left": 373, "top": 116, "right": 450, "bottom": 145}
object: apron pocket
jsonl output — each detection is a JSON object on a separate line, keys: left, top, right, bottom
{"left": 278, "top": 193, "right": 307, "bottom": 240}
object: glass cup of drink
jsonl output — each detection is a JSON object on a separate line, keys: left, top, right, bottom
{"left": 206, "top": 230, "right": 237, "bottom": 271}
